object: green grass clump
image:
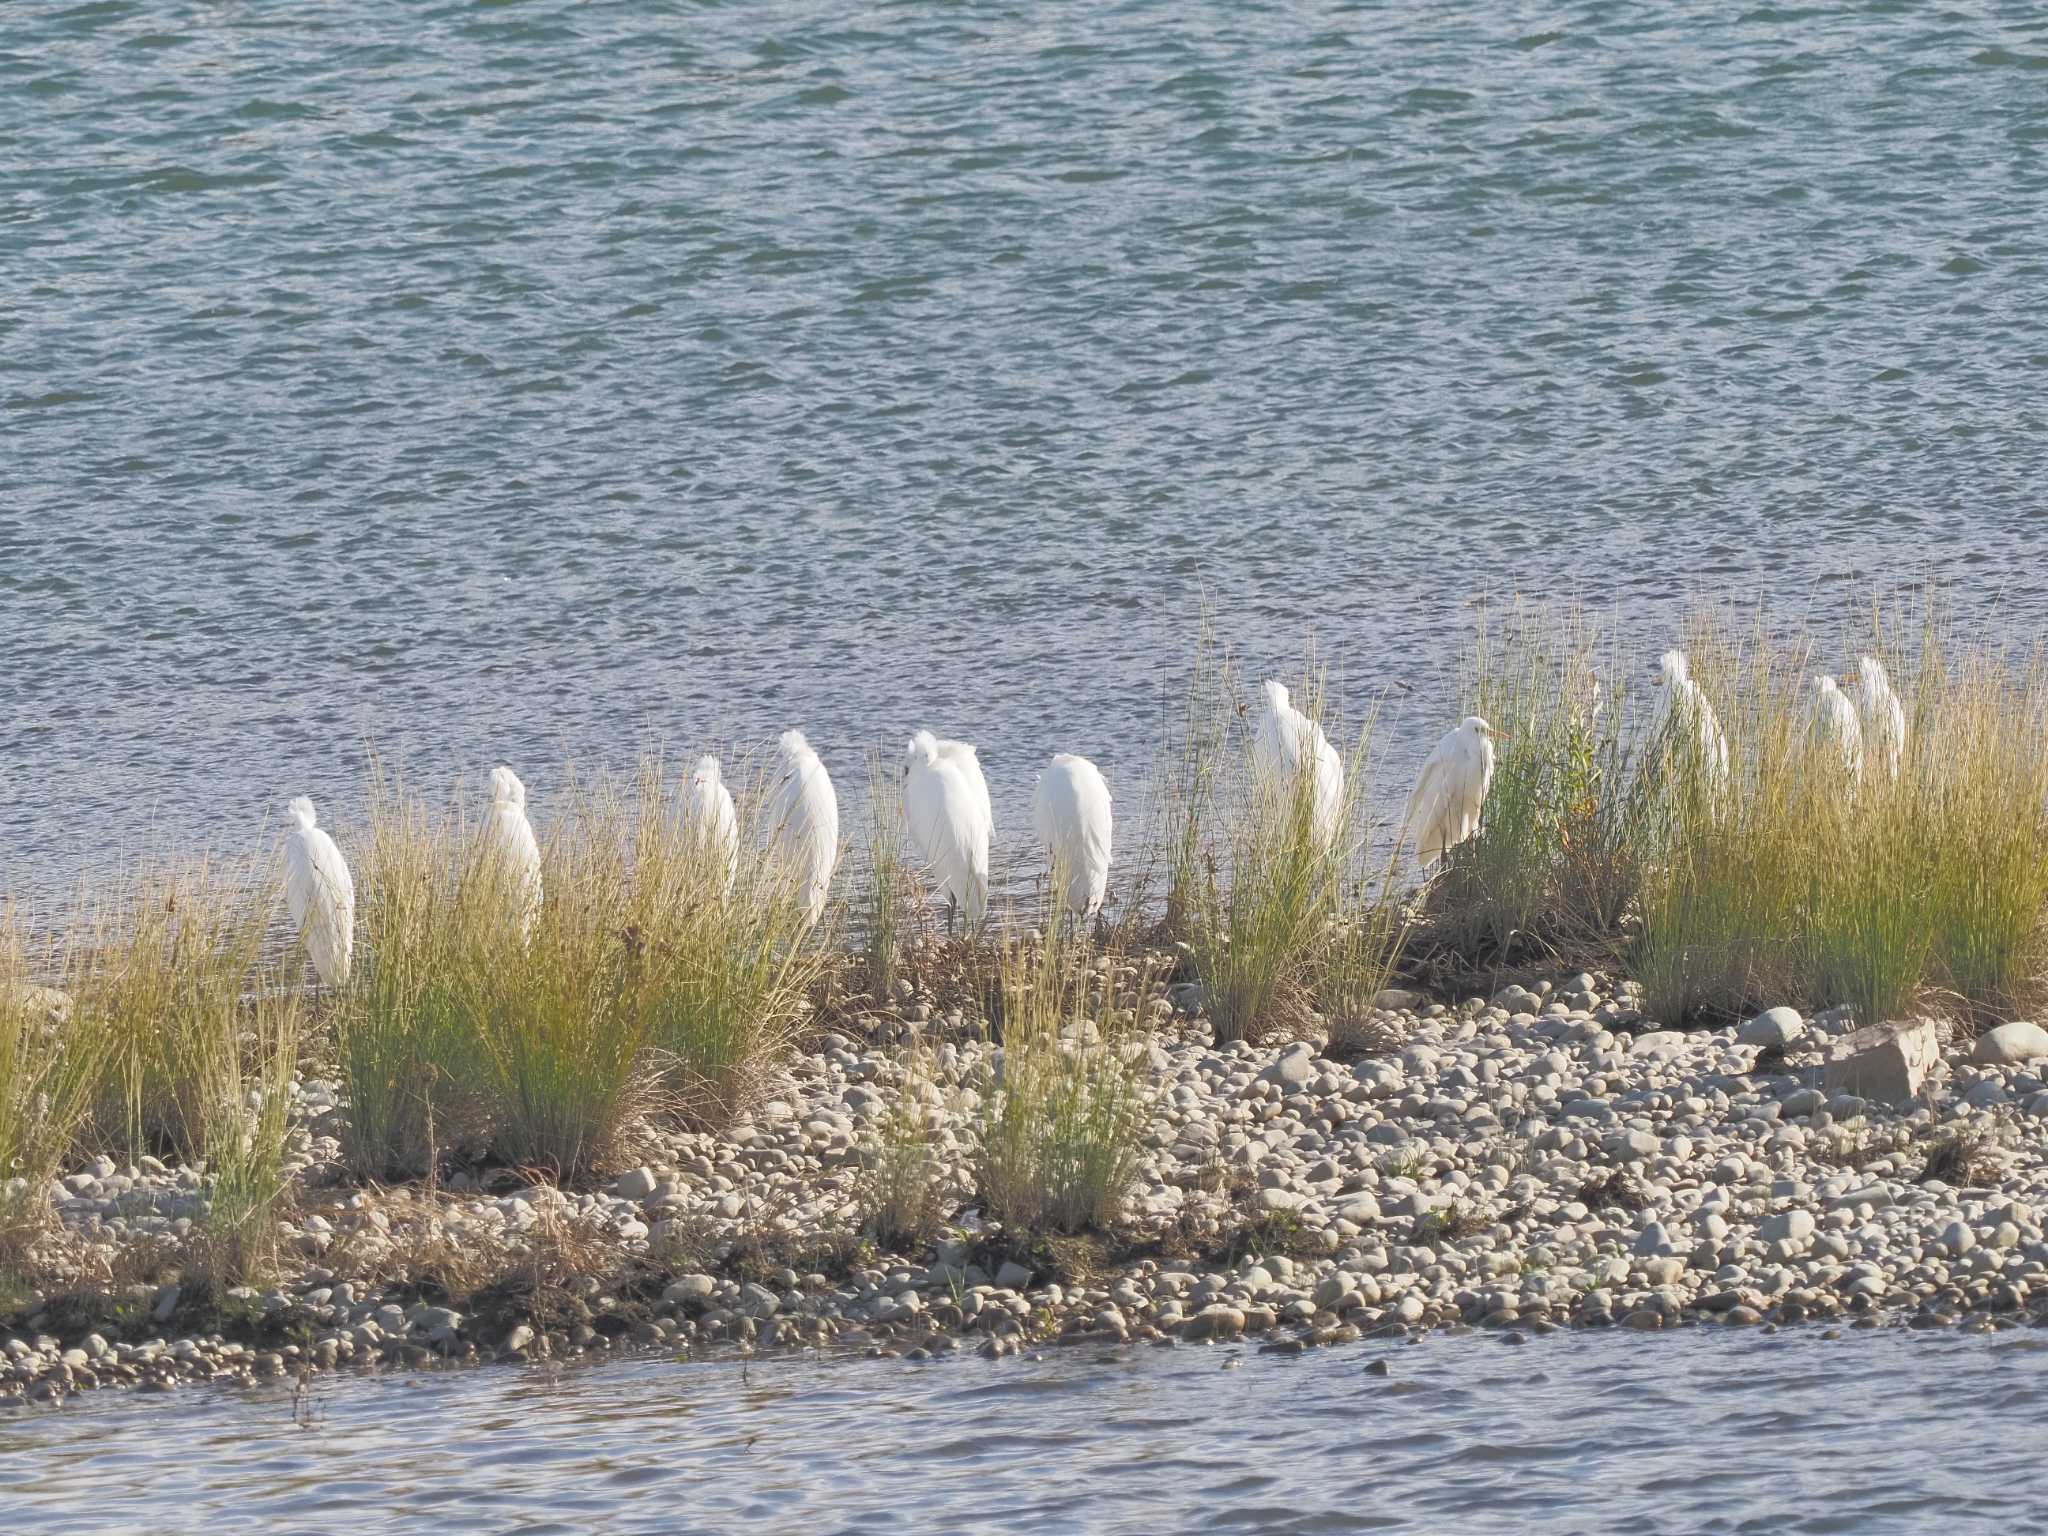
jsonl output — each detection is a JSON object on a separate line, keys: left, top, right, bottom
{"left": 192, "top": 986, "right": 302, "bottom": 1289}
{"left": 70, "top": 860, "right": 281, "bottom": 1166}
{"left": 0, "top": 920, "right": 110, "bottom": 1267}
{"left": 1912, "top": 651, "right": 2048, "bottom": 1018}
{"left": 343, "top": 753, "right": 826, "bottom": 1184}
{"left": 1184, "top": 665, "right": 1347, "bottom": 1044}
{"left": 1426, "top": 607, "right": 1640, "bottom": 968}
{"left": 858, "top": 1037, "right": 951, "bottom": 1251}
{"left": 976, "top": 936, "right": 1152, "bottom": 1237}
{"left": 335, "top": 774, "right": 481, "bottom": 1179}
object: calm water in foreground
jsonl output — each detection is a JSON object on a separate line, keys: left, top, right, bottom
{"left": 3, "top": 1327, "right": 2042, "bottom": 1534}
{"left": 6, "top": 1, "right": 2048, "bottom": 889}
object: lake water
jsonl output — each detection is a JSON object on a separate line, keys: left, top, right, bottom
{"left": 3, "top": 1327, "right": 2043, "bottom": 1534}
{"left": 6, "top": 0, "right": 2048, "bottom": 893}
{"left": 5, "top": 0, "right": 2047, "bottom": 1509}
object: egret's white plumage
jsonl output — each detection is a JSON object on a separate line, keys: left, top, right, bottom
{"left": 904, "top": 730, "right": 994, "bottom": 931}
{"left": 767, "top": 730, "right": 838, "bottom": 929}
{"left": 1033, "top": 752, "right": 1112, "bottom": 925}
{"left": 1652, "top": 650, "right": 1730, "bottom": 793}
{"left": 282, "top": 796, "right": 354, "bottom": 987}
{"left": 685, "top": 754, "right": 740, "bottom": 896}
{"left": 1252, "top": 680, "right": 1344, "bottom": 847}
{"left": 484, "top": 765, "right": 543, "bottom": 941}
{"left": 1853, "top": 656, "right": 1905, "bottom": 781}
{"left": 1807, "top": 676, "right": 1865, "bottom": 785}
{"left": 1400, "top": 716, "right": 1498, "bottom": 867}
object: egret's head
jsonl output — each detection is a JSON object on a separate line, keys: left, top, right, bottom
{"left": 1653, "top": 650, "right": 1689, "bottom": 687}
{"left": 1813, "top": 674, "right": 1842, "bottom": 700}
{"left": 689, "top": 755, "right": 721, "bottom": 789}
{"left": 1855, "top": 655, "right": 1890, "bottom": 694}
{"left": 905, "top": 729, "right": 940, "bottom": 771}
{"left": 778, "top": 729, "right": 810, "bottom": 762}
{"left": 285, "top": 796, "right": 317, "bottom": 830}
{"left": 1462, "top": 715, "right": 1502, "bottom": 742}
{"left": 1262, "top": 679, "right": 1291, "bottom": 715}
{"left": 489, "top": 765, "right": 526, "bottom": 807}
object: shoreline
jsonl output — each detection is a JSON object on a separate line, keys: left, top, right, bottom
{"left": 7, "top": 960, "right": 2047, "bottom": 1410}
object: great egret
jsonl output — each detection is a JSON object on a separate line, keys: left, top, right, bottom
{"left": 904, "top": 729, "right": 994, "bottom": 933}
{"left": 767, "top": 730, "right": 838, "bottom": 929}
{"left": 1252, "top": 680, "right": 1344, "bottom": 847}
{"left": 1400, "top": 716, "right": 1499, "bottom": 867}
{"left": 684, "top": 754, "right": 739, "bottom": 895}
{"left": 1851, "top": 656, "right": 1905, "bottom": 780}
{"left": 1650, "top": 650, "right": 1730, "bottom": 794}
{"left": 282, "top": 796, "right": 354, "bottom": 987}
{"left": 484, "top": 765, "right": 543, "bottom": 941}
{"left": 1806, "top": 676, "right": 1864, "bottom": 785}
{"left": 1033, "top": 752, "right": 1112, "bottom": 927}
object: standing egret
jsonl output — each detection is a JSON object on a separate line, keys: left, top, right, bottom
{"left": 1650, "top": 650, "right": 1730, "bottom": 794}
{"left": 767, "top": 730, "right": 838, "bottom": 929}
{"left": 1851, "top": 656, "right": 1905, "bottom": 780}
{"left": 1400, "top": 716, "right": 1500, "bottom": 868}
{"left": 904, "top": 729, "right": 994, "bottom": 934}
{"left": 282, "top": 796, "right": 354, "bottom": 987}
{"left": 1806, "top": 676, "right": 1864, "bottom": 786}
{"left": 685, "top": 754, "right": 740, "bottom": 895}
{"left": 1033, "top": 752, "right": 1112, "bottom": 928}
{"left": 1252, "top": 680, "right": 1344, "bottom": 847}
{"left": 484, "top": 765, "right": 543, "bottom": 941}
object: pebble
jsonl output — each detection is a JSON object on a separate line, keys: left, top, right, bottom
{"left": 13, "top": 964, "right": 2048, "bottom": 1406}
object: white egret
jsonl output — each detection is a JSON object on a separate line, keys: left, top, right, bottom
{"left": 484, "top": 764, "right": 543, "bottom": 941}
{"left": 1650, "top": 650, "right": 1730, "bottom": 794}
{"left": 1806, "top": 676, "right": 1864, "bottom": 785}
{"left": 1851, "top": 656, "right": 1905, "bottom": 780}
{"left": 1252, "top": 680, "right": 1344, "bottom": 847}
{"left": 684, "top": 754, "right": 740, "bottom": 895}
{"left": 767, "top": 730, "right": 838, "bottom": 929}
{"left": 282, "top": 796, "right": 354, "bottom": 987}
{"left": 1400, "top": 716, "right": 1500, "bottom": 868}
{"left": 904, "top": 729, "right": 994, "bottom": 933}
{"left": 1033, "top": 752, "right": 1112, "bottom": 927}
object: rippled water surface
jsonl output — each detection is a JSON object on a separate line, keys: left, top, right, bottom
{"left": 6, "top": 0, "right": 2048, "bottom": 884}
{"left": 4, "top": 1329, "right": 2044, "bottom": 1533}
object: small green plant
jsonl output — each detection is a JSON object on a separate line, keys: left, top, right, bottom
{"left": 975, "top": 936, "right": 1153, "bottom": 1236}
{"left": 857, "top": 1036, "right": 950, "bottom": 1251}
{"left": 1186, "top": 664, "right": 1347, "bottom": 1044}
{"left": 192, "top": 987, "right": 303, "bottom": 1289}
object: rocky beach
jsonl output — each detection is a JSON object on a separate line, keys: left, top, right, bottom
{"left": 10, "top": 959, "right": 2048, "bottom": 1410}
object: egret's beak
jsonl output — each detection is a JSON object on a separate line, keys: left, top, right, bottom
{"left": 1487, "top": 727, "right": 1510, "bottom": 742}
{"left": 1837, "top": 674, "right": 1858, "bottom": 687}
{"left": 1649, "top": 673, "right": 1665, "bottom": 687}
